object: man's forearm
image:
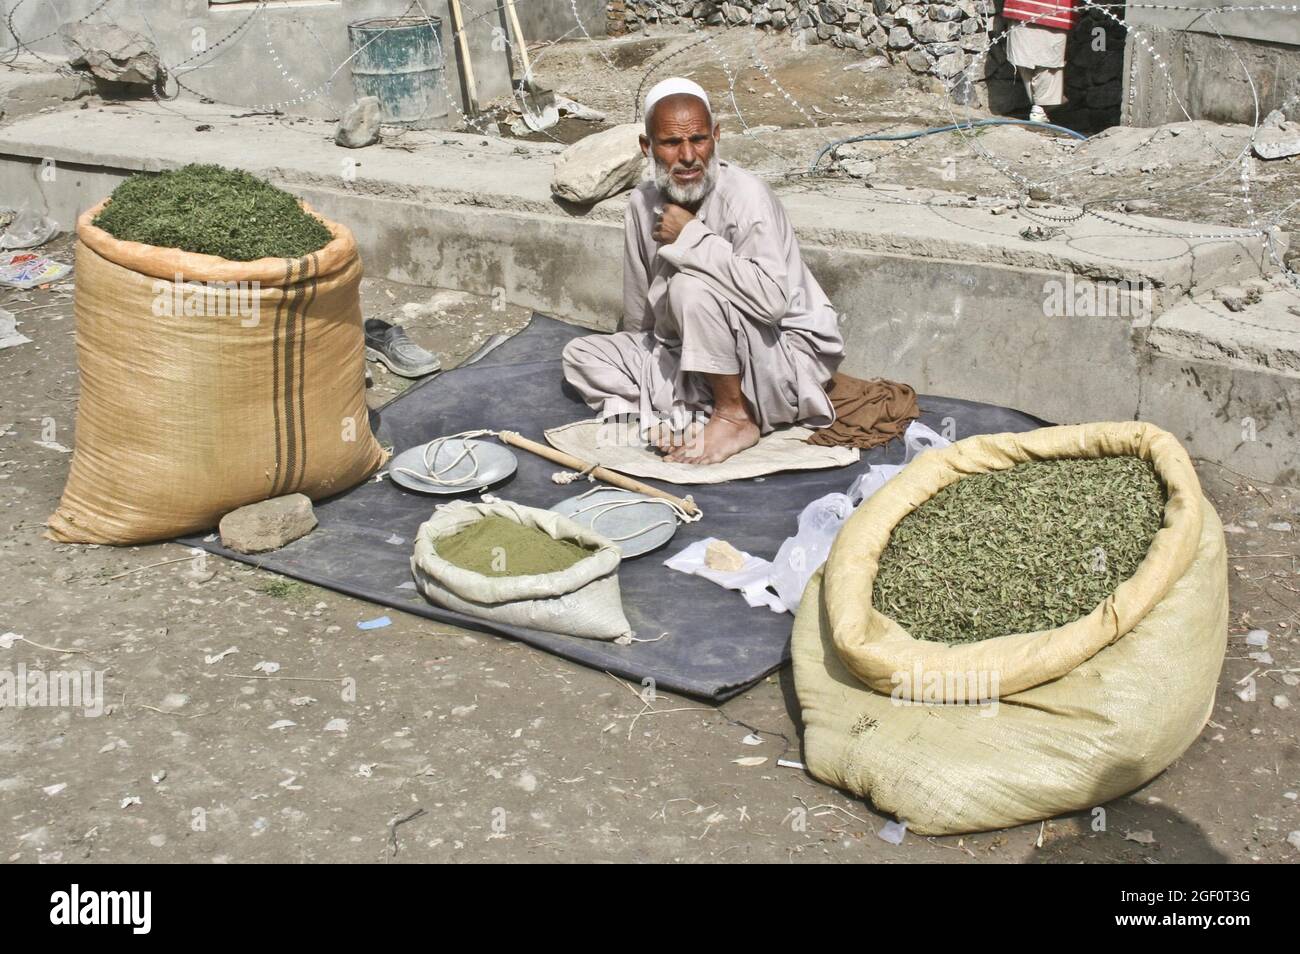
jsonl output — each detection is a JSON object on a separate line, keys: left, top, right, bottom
{"left": 658, "top": 218, "right": 789, "bottom": 324}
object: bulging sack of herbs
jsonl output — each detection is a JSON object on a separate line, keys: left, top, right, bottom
{"left": 792, "top": 422, "right": 1228, "bottom": 835}
{"left": 47, "top": 167, "right": 386, "bottom": 545}
{"left": 411, "top": 500, "right": 633, "bottom": 641}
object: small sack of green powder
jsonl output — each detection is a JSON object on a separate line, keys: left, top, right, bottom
{"left": 411, "top": 500, "right": 632, "bottom": 641}
{"left": 434, "top": 515, "right": 597, "bottom": 577}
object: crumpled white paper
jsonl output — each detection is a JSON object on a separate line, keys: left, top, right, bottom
{"left": 662, "top": 538, "right": 784, "bottom": 613}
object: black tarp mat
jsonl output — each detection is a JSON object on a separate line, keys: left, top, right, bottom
{"left": 185, "top": 314, "right": 1049, "bottom": 701}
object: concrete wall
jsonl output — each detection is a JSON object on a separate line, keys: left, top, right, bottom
{"left": 516, "top": 0, "right": 606, "bottom": 42}
{"left": 1123, "top": 25, "right": 1300, "bottom": 126}
{"left": 1125, "top": 0, "right": 1300, "bottom": 47}
{"left": 0, "top": 126, "right": 1292, "bottom": 479}
{"left": 0, "top": 0, "right": 604, "bottom": 122}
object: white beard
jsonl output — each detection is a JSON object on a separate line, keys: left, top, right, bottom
{"left": 654, "top": 152, "right": 720, "bottom": 207}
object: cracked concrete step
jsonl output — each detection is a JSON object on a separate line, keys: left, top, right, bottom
{"left": 0, "top": 97, "right": 1294, "bottom": 481}
{"left": 1140, "top": 287, "right": 1300, "bottom": 484}
{"left": 0, "top": 56, "right": 91, "bottom": 122}
{"left": 1150, "top": 286, "right": 1300, "bottom": 376}
{"left": 0, "top": 97, "right": 1282, "bottom": 306}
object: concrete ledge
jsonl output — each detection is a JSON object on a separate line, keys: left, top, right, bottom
{"left": 0, "top": 99, "right": 1294, "bottom": 481}
{"left": 1149, "top": 291, "right": 1300, "bottom": 376}
{"left": 0, "top": 56, "right": 92, "bottom": 121}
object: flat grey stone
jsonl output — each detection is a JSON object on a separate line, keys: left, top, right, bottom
{"left": 219, "top": 494, "right": 317, "bottom": 554}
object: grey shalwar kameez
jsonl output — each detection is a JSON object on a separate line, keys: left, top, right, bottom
{"left": 562, "top": 160, "right": 844, "bottom": 436}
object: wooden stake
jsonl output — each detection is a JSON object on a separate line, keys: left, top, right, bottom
{"left": 448, "top": 0, "right": 478, "bottom": 114}
{"left": 497, "top": 430, "right": 701, "bottom": 518}
{"left": 502, "top": 0, "right": 532, "bottom": 81}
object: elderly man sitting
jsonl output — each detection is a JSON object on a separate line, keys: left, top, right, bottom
{"left": 562, "top": 77, "right": 844, "bottom": 465}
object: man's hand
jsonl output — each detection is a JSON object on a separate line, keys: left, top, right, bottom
{"left": 652, "top": 203, "right": 694, "bottom": 244}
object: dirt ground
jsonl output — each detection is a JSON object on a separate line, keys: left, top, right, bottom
{"left": 2, "top": 232, "right": 1297, "bottom": 864}
{"left": 494, "top": 28, "right": 1300, "bottom": 237}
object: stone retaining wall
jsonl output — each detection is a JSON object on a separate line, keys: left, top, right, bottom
{"left": 609, "top": 1, "right": 1125, "bottom": 129}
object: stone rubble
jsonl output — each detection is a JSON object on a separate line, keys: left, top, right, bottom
{"left": 335, "top": 96, "right": 382, "bottom": 149}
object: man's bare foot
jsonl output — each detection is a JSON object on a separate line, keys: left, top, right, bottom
{"left": 664, "top": 410, "right": 760, "bottom": 464}
{"left": 647, "top": 420, "right": 703, "bottom": 454}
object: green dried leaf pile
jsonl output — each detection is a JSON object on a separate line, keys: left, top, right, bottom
{"left": 872, "top": 456, "right": 1166, "bottom": 645}
{"left": 93, "top": 164, "right": 332, "bottom": 261}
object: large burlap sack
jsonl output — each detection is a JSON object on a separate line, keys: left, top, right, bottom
{"left": 411, "top": 500, "right": 633, "bottom": 641}
{"left": 47, "top": 200, "right": 387, "bottom": 545}
{"left": 792, "top": 421, "right": 1228, "bottom": 835}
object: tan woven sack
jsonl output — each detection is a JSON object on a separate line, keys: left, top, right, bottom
{"left": 411, "top": 500, "right": 633, "bottom": 641}
{"left": 47, "top": 200, "right": 387, "bottom": 544}
{"left": 792, "top": 422, "right": 1228, "bottom": 834}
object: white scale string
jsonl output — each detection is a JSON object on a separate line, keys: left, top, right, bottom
{"left": 566, "top": 487, "right": 690, "bottom": 541}
{"left": 393, "top": 429, "right": 498, "bottom": 487}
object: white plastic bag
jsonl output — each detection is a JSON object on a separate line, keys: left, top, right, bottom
{"left": 770, "top": 422, "right": 949, "bottom": 612}
{"left": 1, "top": 207, "right": 59, "bottom": 250}
{"left": 662, "top": 537, "right": 784, "bottom": 613}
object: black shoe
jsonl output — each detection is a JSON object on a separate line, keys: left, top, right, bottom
{"left": 364, "top": 318, "right": 441, "bottom": 378}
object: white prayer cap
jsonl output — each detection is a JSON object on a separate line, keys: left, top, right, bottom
{"left": 644, "top": 77, "right": 712, "bottom": 123}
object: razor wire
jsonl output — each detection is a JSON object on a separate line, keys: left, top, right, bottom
{"left": 1, "top": 0, "right": 1297, "bottom": 288}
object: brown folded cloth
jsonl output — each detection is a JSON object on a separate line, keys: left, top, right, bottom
{"left": 805, "top": 373, "right": 920, "bottom": 450}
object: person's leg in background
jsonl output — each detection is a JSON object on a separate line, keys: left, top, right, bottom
{"left": 1008, "top": 21, "right": 1068, "bottom": 124}
{"left": 1019, "top": 65, "right": 1066, "bottom": 123}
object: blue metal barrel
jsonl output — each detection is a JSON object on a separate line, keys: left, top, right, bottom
{"left": 347, "top": 16, "right": 449, "bottom": 129}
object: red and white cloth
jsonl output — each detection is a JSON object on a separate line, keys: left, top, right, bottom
{"left": 1002, "top": 0, "right": 1080, "bottom": 30}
